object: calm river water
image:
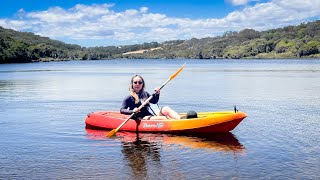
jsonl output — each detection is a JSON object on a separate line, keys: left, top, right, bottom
{"left": 0, "top": 59, "right": 319, "bottom": 179}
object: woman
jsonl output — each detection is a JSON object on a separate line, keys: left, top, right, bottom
{"left": 120, "top": 75, "right": 180, "bottom": 120}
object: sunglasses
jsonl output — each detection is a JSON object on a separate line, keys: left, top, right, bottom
{"left": 133, "top": 81, "right": 143, "bottom": 85}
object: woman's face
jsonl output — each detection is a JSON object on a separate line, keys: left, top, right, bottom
{"left": 132, "top": 76, "right": 144, "bottom": 93}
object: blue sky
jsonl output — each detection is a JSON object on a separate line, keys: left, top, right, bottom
{"left": 1, "top": 0, "right": 319, "bottom": 47}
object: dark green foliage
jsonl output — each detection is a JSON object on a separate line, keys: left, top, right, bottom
{"left": 0, "top": 36, "right": 30, "bottom": 63}
{"left": 0, "top": 26, "right": 83, "bottom": 63}
{"left": 1, "top": 20, "right": 320, "bottom": 63}
{"left": 220, "top": 20, "right": 320, "bottom": 59}
{"left": 297, "top": 40, "right": 320, "bottom": 57}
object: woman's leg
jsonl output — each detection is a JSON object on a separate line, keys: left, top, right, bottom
{"left": 158, "top": 106, "right": 180, "bottom": 119}
{"left": 142, "top": 106, "right": 180, "bottom": 120}
{"left": 143, "top": 115, "right": 168, "bottom": 120}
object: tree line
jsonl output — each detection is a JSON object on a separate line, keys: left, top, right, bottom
{"left": 1, "top": 20, "right": 319, "bottom": 64}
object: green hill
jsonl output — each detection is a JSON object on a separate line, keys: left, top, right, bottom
{"left": 1, "top": 20, "right": 319, "bottom": 63}
{"left": 135, "top": 20, "right": 320, "bottom": 59}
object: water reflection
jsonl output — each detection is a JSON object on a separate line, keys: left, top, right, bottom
{"left": 85, "top": 129, "right": 245, "bottom": 178}
{"left": 121, "top": 133, "right": 161, "bottom": 179}
{"left": 85, "top": 129, "right": 245, "bottom": 153}
{"left": 164, "top": 133, "right": 245, "bottom": 153}
{"left": 0, "top": 80, "right": 15, "bottom": 90}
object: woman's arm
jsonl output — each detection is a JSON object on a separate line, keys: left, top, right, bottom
{"left": 120, "top": 96, "right": 135, "bottom": 115}
{"left": 148, "top": 91, "right": 160, "bottom": 104}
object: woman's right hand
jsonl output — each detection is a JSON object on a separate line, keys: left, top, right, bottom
{"left": 133, "top": 108, "right": 140, "bottom": 113}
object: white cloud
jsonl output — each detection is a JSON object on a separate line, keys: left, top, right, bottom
{"left": 140, "top": 7, "right": 148, "bottom": 13}
{"left": 0, "top": 1, "right": 319, "bottom": 46}
{"left": 226, "top": 0, "right": 257, "bottom": 6}
{"left": 224, "top": 0, "right": 320, "bottom": 29}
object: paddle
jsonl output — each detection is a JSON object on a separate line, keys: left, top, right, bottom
{"left": 106, "top": 63, "right": 186, "bottom": 137}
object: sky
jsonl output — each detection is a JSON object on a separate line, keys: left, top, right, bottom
{"left": 0, "top": 0, "right": 319, "bottom": 47}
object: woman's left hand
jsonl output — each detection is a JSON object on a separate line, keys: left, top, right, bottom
{"left": 154, "top": 87, "right": 160, "bottom": 94}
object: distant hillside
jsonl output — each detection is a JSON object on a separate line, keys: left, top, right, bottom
{"left": 1, "top": 20, "right": 320, "bottom": 63}
{"left": 132, "top": 20, "right": 320, "bottom": 59}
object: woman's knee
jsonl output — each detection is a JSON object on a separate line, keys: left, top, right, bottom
{"left": 160, "top": 106, "right": 171, "bottom": 114}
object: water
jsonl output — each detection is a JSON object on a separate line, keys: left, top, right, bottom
{"left": 0, "top": 59, "right": 319, "bottom": 179}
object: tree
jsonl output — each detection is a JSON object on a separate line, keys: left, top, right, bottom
{"left": 297, "top": 40, "right": 320, "bottom": 57}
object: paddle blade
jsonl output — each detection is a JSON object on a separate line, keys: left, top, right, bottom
{"left": 169, "top": 63, "right": 185, "bottom": 80}
{"left": 106, "top": 129, "right": 117, "bottom": 137}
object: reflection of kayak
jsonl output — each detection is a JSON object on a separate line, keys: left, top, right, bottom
{"left": 85, "top": 129, "right": 245, "bottom": 153}
{"left": 163, "top": 133, "right": 245, "bottom": 152}
{"left": 85, "top": 111, "right": 247, "bottom": 133}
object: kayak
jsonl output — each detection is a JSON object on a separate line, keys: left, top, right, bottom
{"left": 85, "top": 110, "right": 247, "bottom": 134}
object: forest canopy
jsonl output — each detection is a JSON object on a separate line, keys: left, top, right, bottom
{"left": 1, "top": 20, "right": 319, "bottom": 63}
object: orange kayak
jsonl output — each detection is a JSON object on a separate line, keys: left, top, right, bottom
{"left": 85, "top": 111, "right": 247, "bottom": 134}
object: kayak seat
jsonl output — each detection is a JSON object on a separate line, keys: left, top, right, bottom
{"left": 180, "top": 115, "right": 187, "bottom": 119}
{"left": 180, "top": 110, "right": 198, "bottom": 119}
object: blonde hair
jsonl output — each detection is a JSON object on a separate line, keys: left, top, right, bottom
{"left": 129, "top": 75, "right": 145, "bottom": 104}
